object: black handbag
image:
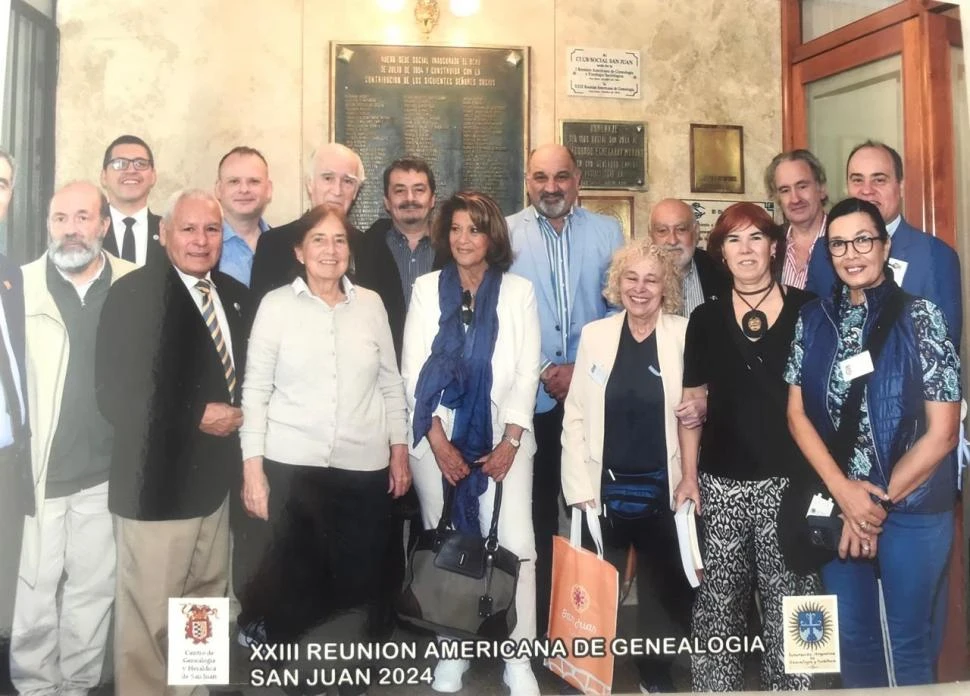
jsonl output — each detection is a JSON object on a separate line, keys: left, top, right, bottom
{"left": 396, "top": 481, "right": 521, "bottom": 640}
{"left": 777, "top": 288, "right": 907, "bottom": 573}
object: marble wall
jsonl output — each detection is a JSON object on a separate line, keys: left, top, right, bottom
{"left": 55, "top": 0, "right": 781, "bottom": 229}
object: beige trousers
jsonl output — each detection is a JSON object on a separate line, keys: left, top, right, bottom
{"left": 113, "top": 497, "right": 229, "bottom": 696}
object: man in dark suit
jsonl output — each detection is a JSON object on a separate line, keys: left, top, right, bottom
{"left": 99, "top": 134, "right": 166, "bottom": 266}
{"left": 96, "top": 188, "right": 250, "bottom": 696}
{"left": 806, "top": 140, "right": 962, "bottom": 345}
{"left": 0, "top": 148, "right": 31, "bottom": 679}
{"left": 249, "top": 143, "right": 404, "bottom": 349}
{"left": 649, "top": 197, "right": 728, "bottom": 317}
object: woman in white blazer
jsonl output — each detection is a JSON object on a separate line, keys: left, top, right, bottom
{"left": 561, "top": 240, "right": 695, "bottom": 693}
{"left": 402, "top": 192, "right": 541, "bottom": 695}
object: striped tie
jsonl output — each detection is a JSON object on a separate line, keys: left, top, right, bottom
{"left": 195, "top": 279, "right": 237, "bottom": 398}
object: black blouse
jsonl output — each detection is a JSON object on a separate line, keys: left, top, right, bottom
{"left": 683, "top": 287, "right": 813, "bottom": 480}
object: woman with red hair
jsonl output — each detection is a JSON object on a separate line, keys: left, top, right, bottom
{"left": 675, "top": 202, "right": 816, "bottom": 690}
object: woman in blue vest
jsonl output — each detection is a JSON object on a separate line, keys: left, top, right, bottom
{"left": 785, "top": 197, "right": 960, "bottom": 687}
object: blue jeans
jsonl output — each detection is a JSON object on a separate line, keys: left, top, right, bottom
{"left": 821, "top": 509, "right": 953, "bottom": 687}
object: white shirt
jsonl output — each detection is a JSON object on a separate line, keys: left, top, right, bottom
{"left": 173, "top": 266, "right": 235, "bottom": 367}
{"left": 55, "top": 252, "right": 107, "bottom": 302}
{"left": 886, "top": 215, "right": 902, "bottom": 238}
{"left": 109, "top": 206, "right": 151, "bottom": 267}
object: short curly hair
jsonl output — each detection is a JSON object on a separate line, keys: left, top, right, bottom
{"left": 603, "top": 240, "right": 683, "bottom": 314}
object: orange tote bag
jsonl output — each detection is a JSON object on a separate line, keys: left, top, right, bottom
{"left": 546, "top": 507, "right": 618, "bottom": 696}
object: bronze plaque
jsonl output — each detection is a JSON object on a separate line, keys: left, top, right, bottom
{"left": 690, "top": 124, "right": 744, "bottom": 194}
{"left": 331, "top": 43, "right": 528, "bottom": 227}
{"left": 560, "top": 120, "right": 647, "bottom": 190}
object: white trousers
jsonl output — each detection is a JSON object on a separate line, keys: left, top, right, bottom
{"left": 11, "top": 481, "right": 115, "bottom": 696}
{"left": 410, "top": 444, "right": 537, "bottom": 653}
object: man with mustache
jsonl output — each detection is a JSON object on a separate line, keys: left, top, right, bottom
{"left": 506, "top": 144, "right": 625, "bottom": 638}
{"left": 100, "top": 134, "right": 165, "bottom": 266}
{"left": 11, "top": 181, "right": 136, "bottom": 696}
{"left": 648, "top": 198, "right": 727, "bottom": 317}
{"left": 249, "top": 143, "right": 403, "bottom": 350}
{"left": 764, "top": 149, "right": 829, "bottom": 290}
{"left": 215, "top": 146, "right": 273, "bottom": 287}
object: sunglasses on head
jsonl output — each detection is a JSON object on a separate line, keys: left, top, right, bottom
{"left": 461, "top": 289, "right": 473, "bottom": 325}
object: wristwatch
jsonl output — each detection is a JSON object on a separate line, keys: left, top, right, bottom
{"left": 503, "top": 435, "right": 521, "bottom": 448}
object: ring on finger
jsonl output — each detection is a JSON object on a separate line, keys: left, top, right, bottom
{"left": 860, "top": 520, "right": 868, "bottom": 532}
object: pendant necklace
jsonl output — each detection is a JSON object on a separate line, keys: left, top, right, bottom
{"left": 734, "top": 280, "right": 775, "bottom": 340}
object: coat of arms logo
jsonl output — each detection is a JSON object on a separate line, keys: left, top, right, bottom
{"left": 182, "top": 603, "right": 219, "bottom": 645}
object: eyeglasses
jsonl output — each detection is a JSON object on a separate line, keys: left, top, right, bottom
{"left": 651, "top": 224, "right": 693, "bottom": 239}
{"left": 319, "top": 171, "right": 361, "bottom": 190}
{"left": 107, "top": 157, "right": 153, "bottom": 171}
{"left": 461, "top": 289, "right": 473, "bottom": 325}
{"left": 827, "top": 236, "right": 882, "bottom": 257}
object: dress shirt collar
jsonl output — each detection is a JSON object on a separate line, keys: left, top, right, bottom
{"left": 886, "top": 215, "right": 902, "bottom": 238}
{"left": 174, "top": 266, "right": 213, "bottom": 295}
{"left": 532, "top": 204, "right": 575, "bottom": 226}
{"left": 291, "top": 275, "right": 355, "bottom": 305}
{"left": 110, "top": 205, "right": 148, "bottom": 230}
{"left": 222, "top": 218, "right": 270, "bottom": 242}
{"left": 53, "top": 251, "right": 108, "bottom": 301}
{"left": 387, "top": 226, "right": 431, "bottom": 248}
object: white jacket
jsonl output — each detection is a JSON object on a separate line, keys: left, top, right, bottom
{"left": 18, "top": 252, "right": 135, "bottom": 586}
{"left": 561, "top": 311, "right": 687, "bottom": 513}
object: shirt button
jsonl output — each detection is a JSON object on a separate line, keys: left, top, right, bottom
{"left": 555, "top": 325, "right": 560, "bottom": 331}
{"left": 556, "top": 350, "right": 562, "bottom": 357}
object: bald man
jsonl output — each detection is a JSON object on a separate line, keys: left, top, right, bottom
{"left": 507, "top": 143, "right": 625, "bottom": 638}
{"left": 12, "top": 181, "right": 136, "bottom": 696}
{"left": 248, "top": 143, "right": 404, "bottom": 354}
{"left": 648, "top": 198, "right": 727, "bottom": 317}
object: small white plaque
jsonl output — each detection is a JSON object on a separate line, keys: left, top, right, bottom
{"left": 167, "top": 597, "right": 230, "bottom": 686}
{"left": 782, "top": 595, "right": 841, "bottom": 674}
{"left": 567, "top": 47, "right": 641, "bottom": 99}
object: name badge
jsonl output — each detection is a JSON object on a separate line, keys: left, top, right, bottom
{"left": 589, "top": 363, "right": 609, "bottom": 386}
{"left": 888, "top": 257, "right": 908, "bottom": 286}
{"left": 807, "top": 493, "right": 835, "bottom": 518}
{"left": 840, "top": 350, "right": 874, "bottom": 381}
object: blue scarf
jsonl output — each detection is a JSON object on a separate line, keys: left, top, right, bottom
{"left": 412, "top": 263, "right": 502, "bottom": 535}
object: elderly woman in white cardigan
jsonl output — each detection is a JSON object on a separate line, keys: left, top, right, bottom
{"left": 560, "top": 240, "right": 697, "bottom": 694}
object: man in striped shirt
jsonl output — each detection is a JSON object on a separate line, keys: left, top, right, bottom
{"left": 648, "top": 198, "right": 726, "bottom": 318}
{"left": 765, "top": 149, "right": 828, "bottom": 290}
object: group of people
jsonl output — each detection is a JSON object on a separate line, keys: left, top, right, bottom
{"left": 0, "top": 133, "right": 962, "bottom": 696}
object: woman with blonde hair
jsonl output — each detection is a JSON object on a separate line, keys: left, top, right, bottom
{"left": 561, "top": 239, "right": 695, "bottom": 693}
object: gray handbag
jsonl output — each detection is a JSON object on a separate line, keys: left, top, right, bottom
{"left": 397, "top": 481, "right": 520, "bottom": 640}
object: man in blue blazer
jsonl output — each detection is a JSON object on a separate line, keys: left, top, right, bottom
{"left": 507, "top": 144, "right": 624, "bottom": 636}
{"left": 805, "top": 141, "right": 962, "bottom": 346}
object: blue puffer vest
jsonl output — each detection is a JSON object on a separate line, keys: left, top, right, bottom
{"left": 798, "top": 282, "right": 957, "bottom": 514}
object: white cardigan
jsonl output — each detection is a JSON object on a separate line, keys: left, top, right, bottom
{"left": 560, "top": 311, "right": 688, "bottom": 513}
{"left": 401, "top": 270, "right": 541, "bottom": 457}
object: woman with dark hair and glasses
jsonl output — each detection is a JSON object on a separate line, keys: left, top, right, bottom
{"left": 677, "top": 202, "right": 815, "bottom": 691}
{"left": 785, "top": 197, "right": 960, "bottom": 686}
{"left": 402, "top": 191, "right": 541, "bottom": 694}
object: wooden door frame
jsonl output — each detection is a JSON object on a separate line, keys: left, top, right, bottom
{"left": 781, "top": 0, "right": 968, "bottom": 682}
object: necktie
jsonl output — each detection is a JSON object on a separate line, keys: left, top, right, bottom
{"left": 121, "top": 217, "right": 136, "bottom": 263}
{"left": 195, "top": 280, "right": 237, "bottom": 400}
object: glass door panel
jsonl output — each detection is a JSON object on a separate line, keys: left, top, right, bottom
{"left": 806, "top": 55, "right": 903, "bottom": 204}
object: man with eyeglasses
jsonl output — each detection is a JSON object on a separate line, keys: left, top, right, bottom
{"left": 648, "top": 198, "right": 726, "bottom": 317}
{"left": 506, "top": 143, "right": 624, "bottom": 640}
{"left": 805, "top": 140, "right": 961, "bottom": 346}
{"left": 99, "top": 134, "right": 165, "bottom": 267}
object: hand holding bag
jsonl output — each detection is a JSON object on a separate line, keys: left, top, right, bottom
{"left": 546, "top": 507, "right": 618, "bottom": 696}
{"left": 396, "top": 481, "right": 520, "bottom": 640}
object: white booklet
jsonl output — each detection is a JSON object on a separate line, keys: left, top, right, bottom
{"left": 674, "top": 500, "right": 704, "bottom": 588}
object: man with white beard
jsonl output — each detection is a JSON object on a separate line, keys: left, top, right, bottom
{"left": 10, "top": 181, "right": 136, "bottom": 696}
